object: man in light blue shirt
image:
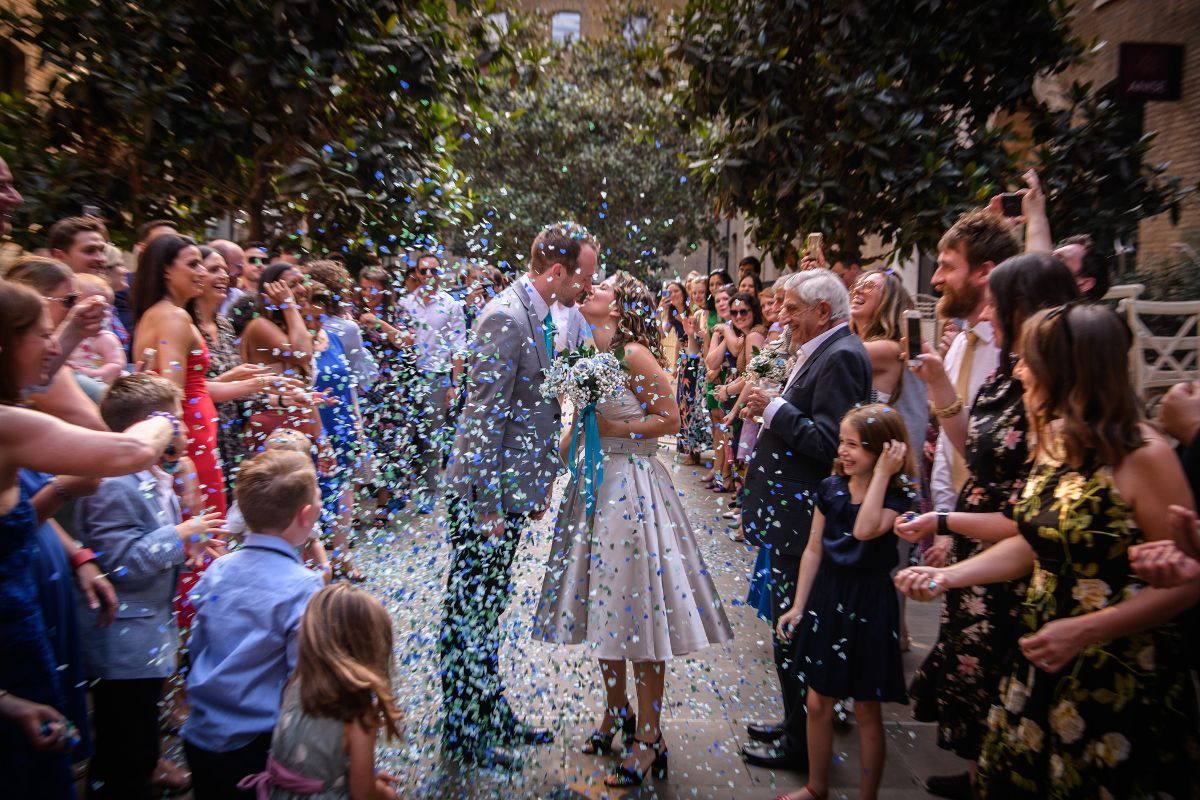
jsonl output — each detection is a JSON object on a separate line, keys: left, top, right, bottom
{"left": 182, "top": 450, "right": 324, "bottom": 799}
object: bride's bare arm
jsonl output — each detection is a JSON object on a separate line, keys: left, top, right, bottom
{"left": 596, "top": 343, "right": 680, "bottom": 439}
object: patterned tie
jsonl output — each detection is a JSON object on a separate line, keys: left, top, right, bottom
{"left": 542, "top": 311, "right": 556, "bottom": 358}
{"left": 950, "top": 328, "right": 980, "bottom": 492}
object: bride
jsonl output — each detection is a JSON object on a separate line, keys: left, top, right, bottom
{"left": 534, "top": 271, "right": 733, "bottom": 788}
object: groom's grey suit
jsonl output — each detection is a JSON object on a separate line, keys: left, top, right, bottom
{"left": 440, "top": 278, "right": 562, "bottom": 757}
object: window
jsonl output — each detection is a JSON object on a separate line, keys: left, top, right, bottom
{"left": 551, "top": 11, "right": 581, "bottom": 46}
{"left": 622, "top": 13, "right": 650, "bottom": 45}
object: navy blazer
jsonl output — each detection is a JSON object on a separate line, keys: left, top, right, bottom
{"left": 742, "top": 325, "right": 873, "bottom": 558}
{"left": 74, "top": 472, "right": 185, "bottom": 680}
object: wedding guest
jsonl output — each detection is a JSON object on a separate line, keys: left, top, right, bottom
{"left": 775, "top": 405, "right": 916, "bottom": 800}
{"left": 75, "top": 374, "right": 226, "bottom": 800}
{"left": 357, "top": 265, "right": 414, "bottom": 527}
{"left": 897, "top": 304, "right": 1200, "bottom": 799}
{"left": 183, "top": 450, "right": 324, "bottom": 799}
{"left": 207, "top": 239, "right": 246, "bottom": 315}
{"left": 703, "top": 284, "right": 737, "bottom": 492}
{"left": 396, "top": 252, "right": 466, "bottom": 514}
{"left": 830, "top": 250, "right": 864, "bottom": 290}
{"left": 0, "top": 279, "right": 182, "bottom": 799}
{"left": 680, "top": 274, "right": 712, "bottom": 463}
{"left": 737, "top": 269, "right": 872, "bottom": 770}
{"left": 48, "top": 216, "right": 109, "bottom": 278}
{"left": 737, "top": 256, "right": 761, "bottom": 282}
{"left": 535, "top": 271, "right": 732, "bottom": 788}
{"left": 302, "top": 259, "right": 378, "bottom": 395}
{"left": 237, "top": 584, "right": 402, "bottom": 800}
{"left": 737, "top": 272, "right": 763, "bottom": 300}
{"left": 102, "top": 244, "right": 132, "bottom": 355}
{"left": 64, "top": 273, "right": 126, "bottom": 385}
{"left": 239, "top": 262, "right": 318, "bottom": 450}
{"left": 715, "top": 292, "right": 767, "bottom": 525}
{"left": 898, "top": 252, "right": 1078, "bottom": 800}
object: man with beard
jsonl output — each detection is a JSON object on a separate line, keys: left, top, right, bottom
{"left": 924, "top": 209, "right": 1019, "bottom": 580}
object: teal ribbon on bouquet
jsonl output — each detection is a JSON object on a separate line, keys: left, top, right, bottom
{"left": 568, "top": 402, "right": 605, "bottom": 519}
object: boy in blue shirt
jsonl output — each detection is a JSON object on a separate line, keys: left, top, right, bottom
{"left": 182, "top": 449, "right": 324, "bottom": 798}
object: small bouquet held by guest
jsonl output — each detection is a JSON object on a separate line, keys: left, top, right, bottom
{"left": 744, "top": 344, "right": 790, "bottom": 422}
{"left": 542, "top": 344, "right": 626, "bottom": 518}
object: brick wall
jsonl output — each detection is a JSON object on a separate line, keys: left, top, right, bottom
{"left": 1052, "top": 0, "right": 1200, "bottom": 269}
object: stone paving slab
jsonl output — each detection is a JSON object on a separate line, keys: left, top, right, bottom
{"left": 357, "top": 453, "right": 964, "bottom": 799}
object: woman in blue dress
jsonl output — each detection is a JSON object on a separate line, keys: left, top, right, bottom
{"left": 307, "top": 285, "right": 363, "bottom": 581}
{"left": 0, "top": 280, "right": 181, "bottom": 798}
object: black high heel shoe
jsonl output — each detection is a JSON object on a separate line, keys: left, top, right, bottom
{"left": 604, "top": 732, "right": 668, "bottom": 787}
{"left": 581, "top": 704, "right": 637, "bottom": 755}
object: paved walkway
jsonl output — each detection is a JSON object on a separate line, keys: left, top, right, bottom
{"left": 360, "top": 452, "right": 963, "bottom": 799}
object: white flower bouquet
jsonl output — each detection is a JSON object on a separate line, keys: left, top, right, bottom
{"left": 541, "top": 345, "right": 627, "bottom": 408}
{"left": 745, "top": 347, "right": 790, "bottom": 384}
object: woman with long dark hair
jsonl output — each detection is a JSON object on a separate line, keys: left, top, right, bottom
{"left": 659, "top": 280, "right": 699, "bottom": 457}
{"left": 893, "top": 253, "right": 1079, "bottom": 797}
{"left": 898, "top": 304, "right": 1200, "bottom": 798}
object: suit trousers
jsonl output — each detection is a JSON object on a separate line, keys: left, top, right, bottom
{"left": 439, "top": 493, "right": 527, "bottom": 750}
{"left": 769, "top": 551, "right": 809, "bottom": 753}
{"left": 87, "top": 677, "right": 164, "bottom": 800}
{"left": 184, "top": 731, "right": 271, "bottom": 800}
{"left": 409, "top": 374, "right": 451, "bottom": 502}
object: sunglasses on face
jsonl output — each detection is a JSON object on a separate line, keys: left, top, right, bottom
{"left": 248, "top": 256, "right": 268, "bottom": 265}
{"left": 45, "top": 292, "right": 80, "bottom": 309}
{"left": 731, "top": 308, "right": 752, "bottom": 317}
{"left": 418, "top": 268, "right": 437, "bottom": 276}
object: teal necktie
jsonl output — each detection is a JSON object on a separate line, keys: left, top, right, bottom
{"left": 542, "top": 311, "right": 556, "bottom": 358}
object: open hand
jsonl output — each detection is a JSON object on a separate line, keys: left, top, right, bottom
{"left": 215, "top": 363, "right": 269, "bottom": 383}
{"left": 263, "top": 280, "right": 296, "bottom": 310}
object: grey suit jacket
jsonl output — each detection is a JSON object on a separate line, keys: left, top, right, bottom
{"left": 446, "top": 281, "right": 563, "bottom": 517}
{"left": 74, "top": 472, "right": 185, "bottom": 680}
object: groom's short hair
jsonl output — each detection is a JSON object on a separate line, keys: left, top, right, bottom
{"left": 530, "top": 223, "right": 598, "bottom": 276}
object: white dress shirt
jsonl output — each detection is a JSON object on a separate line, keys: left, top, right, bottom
{"left": 397, "top": 288, "right": 467, "bottom": 374}
{"left": 930, "top": 320, "right": 999, "bottom": 511}
{"left": 762, "top": 322, "right": 848, "bottom": 430}
{"left": 551, "top": 302, "right": 589, "bottom": 353}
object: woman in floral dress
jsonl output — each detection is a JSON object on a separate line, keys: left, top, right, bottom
{"left": 894, "top": 254, "right": 1079, "bottom": 792}
{"left": 897, "top": 303, "right": 1200, "bottom": 799}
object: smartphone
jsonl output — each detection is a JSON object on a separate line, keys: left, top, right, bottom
{"left": 81, "top": 204, "right": 101, "bottom": 218}
{"left": 805, "top": 232, "right": 824, "bottom": 257}
{"left": 140, "top": 348, "right": 157, "bottom": 372}
{"left": 999, "top": 192, "right": 1023, "bottom": 218}
{"left": 904, "top": 310, "right": 922, "bottom": 364}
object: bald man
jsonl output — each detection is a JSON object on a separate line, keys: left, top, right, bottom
{"left": 209, "top": 239, "right": 248, "bottom": 315}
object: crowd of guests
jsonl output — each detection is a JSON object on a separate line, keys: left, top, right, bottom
{"left": 3, "top": 137, "right": 1200, "bottom": 800}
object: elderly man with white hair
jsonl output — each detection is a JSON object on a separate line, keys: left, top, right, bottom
{"left": 737, "top": 268, "right": 873, "bottom": 770}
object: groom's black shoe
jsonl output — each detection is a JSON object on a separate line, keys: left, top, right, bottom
{"left": 745, "top": 721, "right": 785, "bottom": 743}
{"left": 442, "top": 741, "right": 520, "bottom": 771}
{"left": 740, "top": 739, "right": 808, "bottom": 771}
{"left": 492, "top": 717, "right": 555, "bottom": 746}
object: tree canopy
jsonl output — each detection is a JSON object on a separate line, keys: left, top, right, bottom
{"left": 446, "top": 11, "right": 718, "bottom": 278}
{"left": 669, "top": 0, "right": 1191, "bottom": 261}
{"left": 0, "top": 0, "right": 493, "bottom": 255}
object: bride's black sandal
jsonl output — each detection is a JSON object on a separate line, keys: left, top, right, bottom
{"left": 581, "top": 704, "right": 637, "bottom": 755}
{"left": 604, "top": 732, "right": 668, "bottom": 787}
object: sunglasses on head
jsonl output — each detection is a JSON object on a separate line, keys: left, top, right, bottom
{"left": 45, "top": 292, "right": 80, "bottom": 309}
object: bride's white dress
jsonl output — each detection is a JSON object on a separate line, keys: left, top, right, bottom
{"left": 533, "top": 386, "right": 734, "bottom": 661}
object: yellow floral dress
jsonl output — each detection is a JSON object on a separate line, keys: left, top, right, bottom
{"left": 978, "top": 458, "right": 1200, "bottom": 799}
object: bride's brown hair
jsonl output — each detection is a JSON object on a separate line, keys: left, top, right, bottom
{"left": 293, "top": 583, "right": 403, "bottom": 739}
{"left": 609, "top": 271, "right": 664, "bottom": 365}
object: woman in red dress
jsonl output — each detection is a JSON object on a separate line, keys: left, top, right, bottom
{"left": 131, "top": 234, "right": 268, "bottom": 630}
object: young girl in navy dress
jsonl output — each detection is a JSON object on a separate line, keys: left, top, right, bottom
{"left": 775, "top": 404, "right": 916, "bottom": 800}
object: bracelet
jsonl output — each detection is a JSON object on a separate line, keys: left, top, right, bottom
{"left": 48, "top": 476, "right": 71, "bottom": 503}
{"left": 70, "top": 548, "right": 98, "bottom": 569}
{"left": 932, "top": 396, "right": 964, "bottom": 419}
{"left": 147, "top": 411, "right": 182, "bottom": 456}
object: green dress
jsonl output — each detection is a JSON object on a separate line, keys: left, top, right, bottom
{"left": 978, "top": 457, "right": 1200, "bottom": 799}
{"left": 267, "top": 685, "right": 350, "bottom": 800}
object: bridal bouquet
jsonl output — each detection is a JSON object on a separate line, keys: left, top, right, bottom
{"left": 541, "top": 345, "right": 626, "bottom": 408}
{"left": 541, "top": 345, "right": 626, "bottom": 519}
{"left": 745, "top": 346, "right": 790, "bottom": 384}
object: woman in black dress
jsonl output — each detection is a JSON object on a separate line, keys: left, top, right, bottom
{"left": 894, "top": 253, "right": 1079, "bottom": 797}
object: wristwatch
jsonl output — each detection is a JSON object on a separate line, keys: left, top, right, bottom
{"left": 937, "top": 511, "right": 951, "bottom": 537}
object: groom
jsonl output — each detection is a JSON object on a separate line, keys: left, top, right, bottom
{"left": 440, "top": 223, "right": 597, "bottom": 768}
